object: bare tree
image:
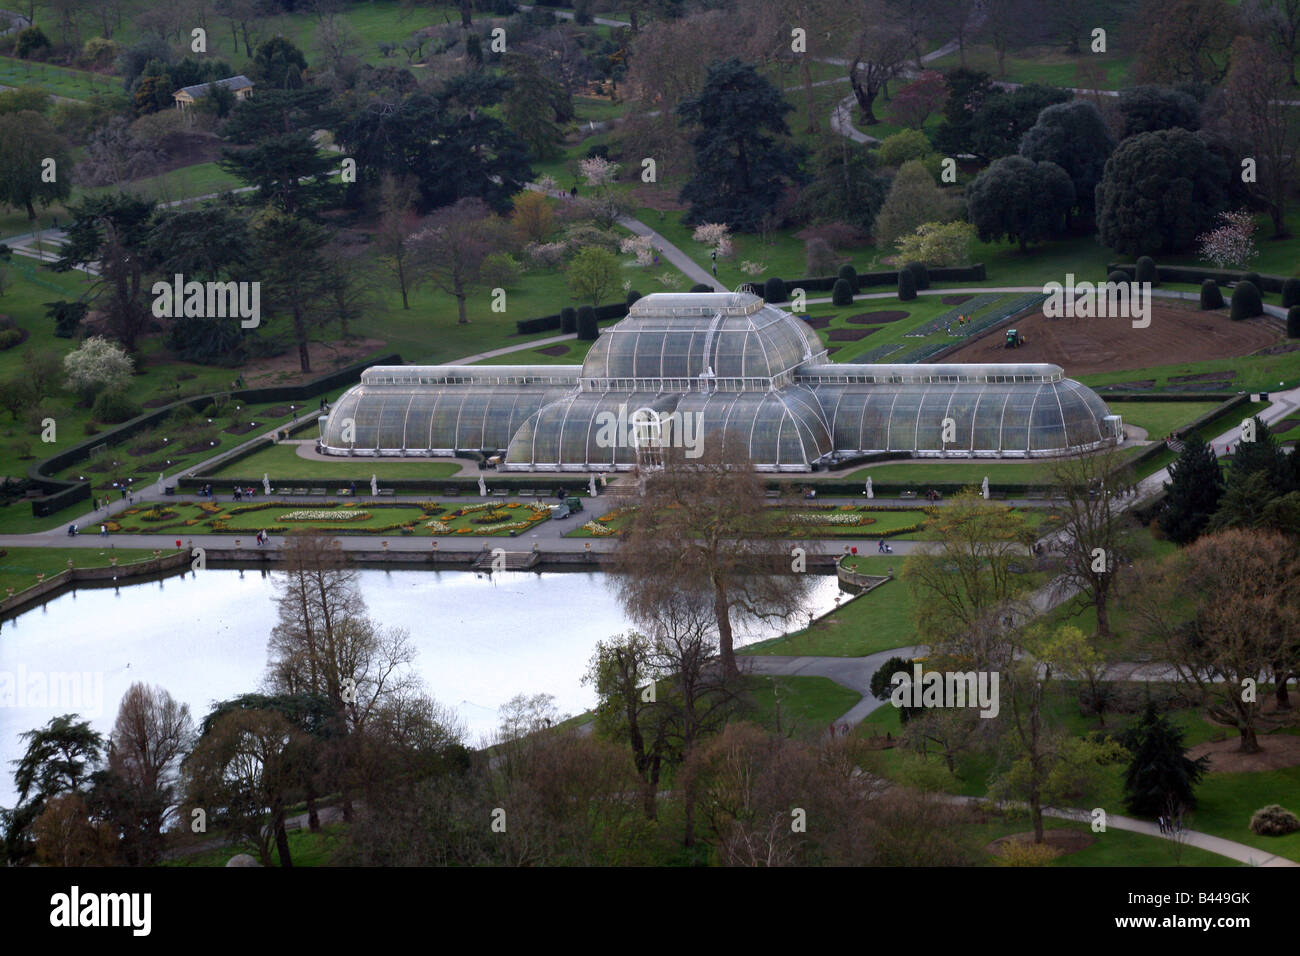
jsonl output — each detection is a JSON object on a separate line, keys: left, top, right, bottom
{"left": 1217, "top": 36, "right": 1299, "bottom": 236}
{"left": 1129, "top": 529, "right": 1300, "bottom": 753}
{"left": 1241, "top": 0, "right": 1300, "bottom": 84}
{"left": 1048, "top": 446, "right": 1142, "bottom": 638}
{"left": 613, "top": 440, "right": 816, "bottom": 680}
{"left": 839, "top": 2, "right": 910, "bottom": 125}
{"left": 407, "top": 198, "right": 511, "bottom": 325}
{"left": 103, "top": 682, "right": 194, "bottom": 862}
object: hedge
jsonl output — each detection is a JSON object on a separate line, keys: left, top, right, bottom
{"left": 1108, "top": 263, "right": 1287, "bottom": 293}
{"left": 576, "top": 305, "right": 599, "bottom": 340}
{"left": 1283, "top": 278, "right": 1300, "bottom": 309}
{"left": 831, "top": 278, "right": 854, "bottom": 306}
{"left": 1199, "top": 278, "right": 1223, "bottom": 310}
{"left": 27, "top": 353, "right": 403, "bottom": 518}
{"left": 1288, "top": 306, "right": 1300, "bottom": 338}
{"left": 898, "top": 267, "right": 917, "bottom": 301}
{"left": 764, "top": 276, "right": 788, "bottom": 303}
{"left": 1230, "top": 280, "right": 1263, "bottom": 320}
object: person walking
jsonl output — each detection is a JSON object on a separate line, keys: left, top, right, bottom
{"left": 100, "top": 523, "right": 107, "bottom": 537}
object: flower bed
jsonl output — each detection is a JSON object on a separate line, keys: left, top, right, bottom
{"left": 279, "top": 509, "right": 372, "bottom": 522}
{"left": 581, "top": 520, "right": 617, "bottom": 536}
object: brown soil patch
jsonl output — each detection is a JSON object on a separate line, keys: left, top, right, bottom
{"left": 1273, "top": 419, "right": 1299, "bottom": 433}
{"left": 803, "top": 315, "right": 832, "bottom": 329}
{"left": 940, "top": 302, "right": 1278, "bottom": 376}
{"left": 148, "top": 337, "right": 388, "bottom": 389}
{"left": 128, "top": 439, "right": 166, "bottom": 457}
{"left": 536, "top": 344, "right": 570, "bottom": 356}
{"left": 1169, "top": 371, "right": 1235, "bottom": 384}
{"left": 828, "top": 327, "right": 875, "bottom": 342}
{"left": 986, "top": 829, "right": 1095, "bottom": 857}
{"left": 1186, "top": 733, "right": 1300, "bottom": 772}
{"left": 223, "top": 421, "right": 261, "bottom": 436}
{"left": 846, "top": 310, "right": 909, "bottom": 325}
{"left": 178, "top": 441, "right": 217, "bottom": 455}
{"left": 941, "top": 294, "right": 973, "bottom": 305}
{"left": 1261, "top": 342, "right": 1300, "bottom": 356}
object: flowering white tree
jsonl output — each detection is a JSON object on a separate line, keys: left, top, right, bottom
{"left": 525, "top": 240, "right": 570, "bottom": 269}
{"left": 535, "top": 173, "right": 560, "bottom": 194}
{"left": 63, "top": 336, "right": 134, "bottom": 404}
{"left": 620, "top": 235, "right": 654, "bottom": 266}
{"left": 894, "top": 220, "right": 976, "bottom": 267}
{"left": 740, "top": 260, "right": 766, "bottom": 276}
{"left": 1197, "top": 209, "right": 1258, "bottom": 269}
{"left": 579, "top": 156, "right": 621, "bottom": 188}
{"left": 692, "top": 222, "right": 733, "bottom": 257}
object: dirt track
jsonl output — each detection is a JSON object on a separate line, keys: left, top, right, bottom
{"left": 940, "top": 303, "right": 1278, "bottom": 376}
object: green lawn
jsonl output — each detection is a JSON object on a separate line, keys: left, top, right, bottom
{"left": 1106, "top": 402, "right": 1223, "bottom": 438}
{"left": 0, "top": 56, "right": 118, "bottom": 100}
{"left": 205, "top": 441, "right": 462, "bottom": 481}
{"left": 165, "top": 822, "right": 346, "bottom": 867}
{"left": 927, "top": 43, "right": 1137, "bottom": 90}
{"left": 0, "top": 546, "right": 159, "bottom": 594}
{"left": 743, "top": 675, "right": 861, "bottom": 739}
{"left": 742, "top": 560, "right": 915, "bottom": 657}
{"left": 845, "top": 459, "right": 1056, "bottom": 486}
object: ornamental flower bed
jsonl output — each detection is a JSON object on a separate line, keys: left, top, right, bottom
{"left": 582, "top": 520, "right": 617, "bottom": 536}
{"left": 279, "top": 509, "right": 372, "bottom": 522}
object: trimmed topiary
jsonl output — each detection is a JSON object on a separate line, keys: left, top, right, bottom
{"left": 764, "top": 276, "right": 787, "bottom": 303}
{"left": 1249, "top": 804, "right": 1300, "bottom": 837}
{"left": 625, "top": 289, "right": 642, "bottom": 307}
{"left": 898, "top": 267, "right": 917, "bottom": 301}
{"left": 559, "top": 306, "right": 577, "bottom": 334}
{"left": 1287, "top": 305, "right": 1300, "bottom": 338}
{"left": 1241, "top": 271, "right": 1261, "bottom": 288}
{"left": 1135, "top": 255, "right": 1158, "bottom": 286}
{"left": 1107, "top": 270, "right": 1130, "bottom": 285}
{"left": 1199, "top": 278, "right": 1223, "bottom": 310}
{"left": 832, "top": 277, "right": 854, "bottom": 306}
{"left": 689, "top": 283, "right": 712, "bottom": 293}
{"left": 576, "top": 305, "right": 598, "bottom": 340}
{"left": 1279, "top": 276, "right": 1300, "bottom": 309}
{"left": 905, "top": 261, "right": 930, "bottom": 290}
{"left": 1230, "top": 280, "right": 1263, "bottom": 320}
{"left": 837, "top": 264, "right": 858, "bottom": 289}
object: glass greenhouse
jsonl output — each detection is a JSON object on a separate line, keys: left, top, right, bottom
{"left": 320, "top": 292, "right": 1122, "bottom": 471}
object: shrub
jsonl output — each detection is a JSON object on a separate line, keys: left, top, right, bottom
{"left": 559, "top": 306, "right": 577, "bottom": 334}
{"left": 15, "top": 26, "right": 51, "bottom": 59}
{"left": 576, "top": 305, "right": 598, "bottom": 340}
{"left": 1230, "top": 280, "right": 1262, "bottom": 320}
{"left": 92, "top": 389, "right": 142, "bottom": 424}
{"left": 1107, "top": 270, "right": 1130, "bottom": 285}
{"left": 1249, "top": 804, "right": 1300, "bottom": 837}
{"left": 0, "top": 328, "right": 22, "bottom": 350}
{"left": 898, "top": 267, "right": 917, "bottom": 301}
{"left": 804, "top": 236, "right": 837, "bottom": 275}
{"left": 837, "top": 264, "right": 858, "bottom": 289}
{"left": 993, "top": 840, "right": 1061, "bottom": 866}
{"left": 1241, "top": 271, "right": 1261, "bottom": 288}
{"left": 625, "top": 289, "right": 642, "bottom": 308}
{"left": 1200, "top": 278, "right": 1224, "bottom": 310}
{"left": 1282, "top": 277, "right": 1300, "bottom": 308}
{"left": 689, "top": 283, "right": 712, "bottom": 293}
{"left": 764, "top": 276, "right": 787, "bottom": 303}
{"left": 1287, "top": 306, "right": 1300, "bottom": 338}
{"left": 905, "top": 261, "right": 930, "bottom": 290}
{"left": 1135, "top": 255, "right": 1158, "bottom": 286}
{"left": 832, "top": 278, "right": 854, "bottom": 306}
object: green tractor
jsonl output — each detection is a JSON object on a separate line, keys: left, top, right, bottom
{"left": 1005, "top": 328, "right": 1026, "bottom": 349}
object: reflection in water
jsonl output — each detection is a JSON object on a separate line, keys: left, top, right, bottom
{"left": 0, "top": 568, "right": 839, "bottom": 806}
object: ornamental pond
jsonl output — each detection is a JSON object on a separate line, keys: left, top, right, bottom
{"left": 0, "top": 567, "right": 841, "bottom": 806}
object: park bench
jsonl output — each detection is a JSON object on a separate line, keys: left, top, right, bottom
{"left": 765, "top": 489, "right": 781, "bottom": 498}
{"left": 378, "top": 488, "right": 395, "bottom": 496}
{"left": 336, "top": 489, "right": 350, "bottom": 497}
{"left": 309, "top": 487, "right": 327, "bottom": 496}
{"left": 292, "top": 487, "right": 309, "bottom": 496}
{"left": 492, "top": 489, "right": 508, "bottom": 497}
{"left": 898, "top": 490, "right": 918, "bottom": 499}
{"left": 444, "top": 486, "right": 460, "bottom": 496}
{"left": 518, "top": 489, "right": 535, "bottom": 497}
{"left": 989, "top": 492, "right": 1008, "bottom": 500}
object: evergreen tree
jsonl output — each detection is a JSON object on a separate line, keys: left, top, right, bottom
{"left": 1120, "top": 701, "right": 1209, "bottom": 816}
{"left": 677, "top": 59, "right": 804, "bottom": 231}
{"left": 1159, "top": 433, "right": 1224, "bottom": 544}
{"left": 503, "top": 53, "right": 568, "bottom": 161}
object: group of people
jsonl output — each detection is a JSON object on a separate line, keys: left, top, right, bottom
{"left": 255, "top": 529, "right": 269, "bottom": 546}
{"left": 1157, "top": 813, "right": 1183, "bottom": 835}
{"left": 232, "top": 486, "right": 258, "bottom": 501}
{"left": 924, "top": 489, "right": 942, "bottom": 502}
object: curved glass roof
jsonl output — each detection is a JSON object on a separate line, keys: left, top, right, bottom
{"left": 580, "top": 291, "right": 826, "bottom": 385}
{"left": 812, "top": 378, "right": 1114, "bottom": 454}
{"left": 319, "top": 294, "right": 1117, "bottom": 467}
{"left": 321, "top": 383, "right": 574, "bottom": 452}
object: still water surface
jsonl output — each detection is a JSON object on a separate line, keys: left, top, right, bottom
{"left": 0, "top": 568, "right": 840, "bottom": 806}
